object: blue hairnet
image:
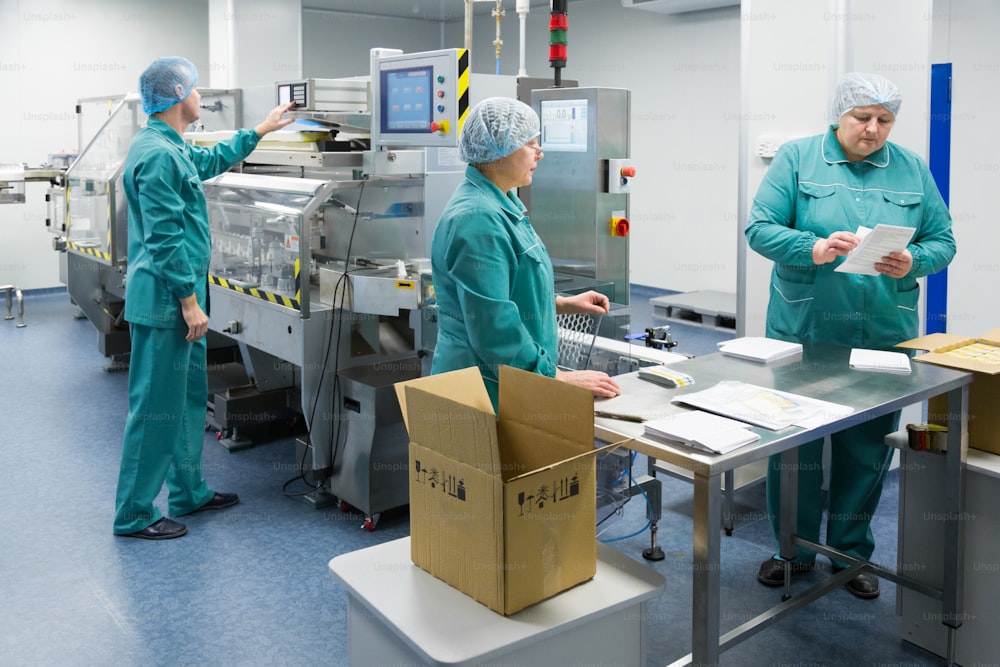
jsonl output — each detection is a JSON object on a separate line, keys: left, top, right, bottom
{"left": 140, "top": 57, "right": 198, "bottom": 115}
{"left": 459, "top": 97, "right": 540, "bottom": 164}
{"left": 831, "top": 72, "right": 902, "bottom": 121}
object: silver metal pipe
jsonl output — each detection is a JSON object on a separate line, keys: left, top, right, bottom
{"left": 2, "top": 285, "right": 25, "bottom": 327}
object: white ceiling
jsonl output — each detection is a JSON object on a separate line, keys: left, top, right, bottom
{"left": 301, "top": 0, "right": 576, "bottom": 22}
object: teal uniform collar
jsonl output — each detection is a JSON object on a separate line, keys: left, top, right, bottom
{"left": 822, "top": 124, "right": 890, "bottom": 168}
{"left": 464, "top": 164, "right": 528, "bottom": 221}
{"left": 144, "top": 116, "right": 186, "bottom": 150}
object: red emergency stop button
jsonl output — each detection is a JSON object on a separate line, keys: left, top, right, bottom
{"left": 611, "top": 217, "right": 630, "bottom": 237}
{"left": 620, "top": 165, "right": 637, "bottom": 178}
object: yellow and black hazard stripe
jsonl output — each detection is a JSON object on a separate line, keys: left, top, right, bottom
{"left": 209, "top": 258, "right": 301, "bottom": 311}
{"left": 64, "top": 181, "right": 113, "bottom": 262}
{"left": 456, "top": 48, "right": 470, "bottom": 135}
{"left": 66, "top": 242, "right": 112, "bottom": 262}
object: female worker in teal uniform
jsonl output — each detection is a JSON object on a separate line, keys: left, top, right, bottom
{"left": 431, "top": 97, "right": 620, "bottom": 410}
{"left": 745, "top": 72, "right": 956, "bottom": 597}
{"left": 114, "top": 57, "right": 295, "bottom": 539}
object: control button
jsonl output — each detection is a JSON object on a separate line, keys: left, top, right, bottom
{"left": 437, "top": 105, "right": 445, "bottom": 113}
{"left": 437, "top": 75, "right": 444, "bottom": 83}
{"left": 430, "top": 121, "right": 450, "bottom": 134}
{"left": 610, "top": 217, "right": 630, "bottom": 237}
{"left": 620, "top": 166, "right": 637, "bottom": 178}
{"left": 436, "top": 90, "right": 445, "bottom": 98}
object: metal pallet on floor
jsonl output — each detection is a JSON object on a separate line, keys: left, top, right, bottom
{"left": 650, "top": 290, "right": 736, "bottom": 330}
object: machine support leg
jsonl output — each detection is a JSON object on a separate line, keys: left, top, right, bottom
{"left": 2, "top": 285, "right": 25, "bottom": 327}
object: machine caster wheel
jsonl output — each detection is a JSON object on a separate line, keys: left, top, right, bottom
{"left": 363, "top": 514, "right": 381, "bottom": 532}
{"left": 725, "top": 528, "right": 733, "bottom": 536}
{"left": 340, "top": 500, "right": 351, "bottom": 513}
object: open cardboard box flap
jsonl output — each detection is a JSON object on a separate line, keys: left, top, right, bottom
{"left": 497, "top": 365, "right": 598, "bottom": 481}
{"left": 896, "top": 328, "right": 1000, "bottom": 376}
{"left": 395, "top": 367, "right": 501, "bottom": 472}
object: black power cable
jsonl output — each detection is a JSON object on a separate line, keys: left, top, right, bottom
{"left": 282, "top": 176, "right": 369, "bottom": 498}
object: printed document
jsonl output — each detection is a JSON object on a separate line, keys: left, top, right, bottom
{"left": 671, "top": 381, "right": 854, "bottom": 431}
{"left": 835, "top": 224, "right": 916, "bottom": 276}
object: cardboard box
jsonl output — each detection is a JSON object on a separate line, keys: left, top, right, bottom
{"left": 896, "top": 329, "right": 1000, "bottom": 455}
{"left": 395, "top": 365, "right": 619, "bottom": 616}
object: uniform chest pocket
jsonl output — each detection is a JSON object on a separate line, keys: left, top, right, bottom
{"left": 798, "top": 182, "right": 837, "bottom": 199}
{"left": 181, "top": 174, "right": 204, "bottom": 207}
{"left": 511, "top": 241, "right": 550, "bottom": 296}
{"left": 881, "top": 191, "right": 923, "bottom": 227}
{"left": 796, "top": 182, "right": 839, "bottom": 233}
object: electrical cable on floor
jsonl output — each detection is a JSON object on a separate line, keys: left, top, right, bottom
{"left": 598, "top": 460, "right": 653, "bottom": 543}
{"left": 595, "top": 449, "right": 637, "bottom": 530}
{"left": 282, "top": 176, "right": 368, "bottom": 498}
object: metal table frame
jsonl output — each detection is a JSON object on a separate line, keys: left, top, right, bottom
{"left": 594, "top": 342, "right": 971, "bottom": 666}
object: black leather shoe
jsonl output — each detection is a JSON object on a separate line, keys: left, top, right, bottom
{"left": 842, "top": 571, "right": 880, "bottom": 599}
{"left": 191, "top": 492, "right": 240, "bottom": 514}
{"left": 121, "top": 517, "right": 188, "bottom": 540}
{"left": 757, "top": 557, "right": 814, "bottom": 587}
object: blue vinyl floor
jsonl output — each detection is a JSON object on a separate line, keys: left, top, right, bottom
{"left": 0, "top": 288, "right": 944, "bottom": 666}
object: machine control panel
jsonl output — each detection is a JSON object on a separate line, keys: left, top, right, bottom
{"left": 370, "top": 48, "right": 469, "bottom": 149}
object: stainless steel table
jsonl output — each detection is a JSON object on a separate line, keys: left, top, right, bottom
{"left": 594, "top": 342, "right": 971, "bottom": 666}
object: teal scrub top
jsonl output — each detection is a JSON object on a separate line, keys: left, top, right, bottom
{"left": 746, "top": 126, "right": 956, "bottom": 349}
{"left": 431, "top": 164, "right": 558, "bottom": 409}
{"left": 122, "top": 117, "right": 260, "bottom": 328}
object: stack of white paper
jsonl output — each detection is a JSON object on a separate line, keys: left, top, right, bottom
{"left": 717, "top": 337, "right": 803, "bottom": 363}
{"left": 643, "top": 410, "right": 760, "bottom": 455}
{"left": 849, "top": 348, "right": 912, "bottom": 374}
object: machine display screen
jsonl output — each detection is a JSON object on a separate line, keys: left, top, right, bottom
{"left": 380, "top": 66, "right": 433, "bottom": 133}
{"left": 540, "top": 99, "right": 588, "bottom": 152}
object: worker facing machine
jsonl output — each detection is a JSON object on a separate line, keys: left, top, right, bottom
{"left": 113, "top": 56, "right": 296, "bottom": 540}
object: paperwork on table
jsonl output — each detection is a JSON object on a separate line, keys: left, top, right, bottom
{"left": 643, "top": 410, "right": 760, "bottom": 455}
{"left": 849, "top": 348, "right": 912, "bottom": 374}
{"left": 835, "top": 224, "right": 916, "bottom": 275}
{"left": 671, "top": 381, "right": 854, "bottom": 430}
{"left": 717, "top": 337, "right": 803, "bottom": 364}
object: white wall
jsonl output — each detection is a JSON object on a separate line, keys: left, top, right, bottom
{"left": 208, "top": 0, "right": 302, "bottom": 88}
{"left": 932, "top": 0, "right": 1000, "bottom": 333}
{"left": 0, "top": 0, "right": 209, "bottom": 290}
{"left": 302, "top": 10, "right": 445, "bottom": 78}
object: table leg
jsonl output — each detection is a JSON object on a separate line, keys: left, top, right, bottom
{"left": 723, "top": 469, "right": 735, "bottom": 536}
{"left": 943, "top": 384, "right": 968, "bottom": 665}
{"left": 692, "top": 470, "right": 722, "bottom": 666}
{"left": 778, "top": 447, "right": 799, "bottom": 600}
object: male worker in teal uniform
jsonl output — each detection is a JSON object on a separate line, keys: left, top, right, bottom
{"left": 114, "top": 57, "right": 294, "bottom": 539}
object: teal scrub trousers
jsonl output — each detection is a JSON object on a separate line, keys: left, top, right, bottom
{"left": 766, "top": 411, "right": 899, "bottom": 566}
{"left": 113, "top": 323, "right": 214, "bottom": 533}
